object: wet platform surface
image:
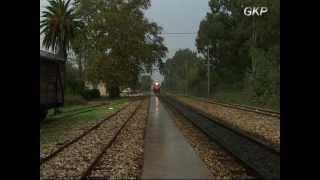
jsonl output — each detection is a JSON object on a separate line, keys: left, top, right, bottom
{"left": 142, "top": 95, "right": 213, "bottom": 179}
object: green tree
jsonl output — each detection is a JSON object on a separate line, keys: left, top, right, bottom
{"left": 140, "top": 75, "right": 152, "bottom": 91}
{"left": 40, "top": 0, "right": 82, "bottom": 59}
{"left": 65, "top": 60, "right": 83, "bottom": 95}
{"left": 76, "top": 0, "right": 167, "bottom": 98}
{"left": 162, "top": 49, "right": 206, "bottom": 95}
{"left": 70, "top": 29, "right": 90, "bottom": 86}
{"left": 195, "top": 0, "right": 279, "bottom": 109}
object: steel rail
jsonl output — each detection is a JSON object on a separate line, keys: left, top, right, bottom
{"left": 79, "top": 99, "right": 146, "bottom": 180}
{"left": 40, "top": 100, "right": 136, "bottom": 165}
{"left": 167, "top": 93, "right": 280, "bottom": 118}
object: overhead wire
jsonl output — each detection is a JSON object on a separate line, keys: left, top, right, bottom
{"left": 159, "top": 32, "right": 198, "bottom": 38}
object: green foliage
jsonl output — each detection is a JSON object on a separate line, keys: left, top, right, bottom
{"left": 163, "top": 0, "right": 279, "bottom": 110}
{"left": 245, "top": 47, "right": 279, "bottom": 106}
{"left": 140, "top": 75, "right": 152, "bottom": 91}
{"left": 162, "top": 49, "right": 206, "bottom": 95}
{"left": 40, "top": 0, "right": 83, "bottom": 59}
{"left": 80, "top": 89, "right": 101, "bottom": 100}
{"left": 65, "top": 61, "right": 84, "bottom": 95}
{"left": 72, "top": 0, "right": 167, "bottom": 98}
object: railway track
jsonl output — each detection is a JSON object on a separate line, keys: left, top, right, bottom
{"left": 40, "top": 99, "right": 145, "bottom": 179}
{"left": 79, "top": 100, "right": 145, "bottom": 180}
{"left": 40, "top": 97, "right": 144, "bottom": 165}
{"left": 161, "top": 95, "right": 280, "bottom": 180}
{"left": 40, "top": 101, "right": 133, "bottom": 164}
{"left": 87, "top": 98, "right": 150, "bottom": 178}
{"left": 169, "top": 94, "right": 280, "bottom": 118}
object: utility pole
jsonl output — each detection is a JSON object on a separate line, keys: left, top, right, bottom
{"left": 185, "top": 61, "right": 187, "bottom": 95}
{"left": 207, "top": 45, "right": 211, "bottom": 98}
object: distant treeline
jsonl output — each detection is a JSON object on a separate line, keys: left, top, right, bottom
{"left": 162, "top": 0, "right": 279, "bottom": 110}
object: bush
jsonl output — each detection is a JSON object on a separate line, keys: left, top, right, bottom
{"left": 65, "top": 95, "right": 87, "bottom": 106}
{"left": 91, "top": 89, "right": 101, "bottom": 99}
{"left": 80, "top": 89, "right": 101, "bottom": 100}
{"left": 241, "top": 47, "right": 279, "bottom": 110}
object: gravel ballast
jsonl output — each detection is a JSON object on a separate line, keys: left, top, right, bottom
{"left": 40, "top": 100, "right": 130, "bottom": 159}
{"left": 163, "top": 100, "right": 257, "bottom": 180}
{"left": 40, "top": 100, "right": 142, "bottom": 179}
{"left": 89, "top": 99, "right": 149, "bottom": 179}
{"left": 173, "top": 95, "right": 280, "bottom": 152}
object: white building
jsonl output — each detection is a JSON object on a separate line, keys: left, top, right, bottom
{"left": 85, "top": 81, "right": 107, "bottom": 96}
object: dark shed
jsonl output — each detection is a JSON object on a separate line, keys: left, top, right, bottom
{"left": 40, "top": 50, "right": 65, "bottom": 121}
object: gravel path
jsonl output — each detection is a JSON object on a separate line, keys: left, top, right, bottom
{"left": 173, "top": 96, "right": 280, "bottom": 152}
{"left": 89, "top": 98, "right": 149, "bottom": 179}
{"left": 40, "top": 100, "right": 142, "bottom": 179}
{"left": 164, "top": 101, "right": 257, "bottom": 180}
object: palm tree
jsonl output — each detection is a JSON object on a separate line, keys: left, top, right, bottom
{"left": 40, "top": 0, "right": 81, "bottom": 60}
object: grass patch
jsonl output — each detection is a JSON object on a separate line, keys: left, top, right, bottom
{"left": 47, "top": 97, "right": 129, "bottom": 116}
{"left": 64, "top": 94, "right": 87, "bottom": 106}
{"left": 40, "top": 98, "right": 129, "bottom": 152}
{"left": 167, "top": 89, "right": 279, "bottom": 112}
{"left": 47, "top": 105, "right": 89, "bottom": 116}
{"left": 210, "top": 89, "right": 279, "bottom": 111}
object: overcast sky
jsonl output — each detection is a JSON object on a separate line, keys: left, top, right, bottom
{"left": 40, "top": 0, "right": 210, "bottom": 82}
{"left": 145, "top": 0, "right": 210, "bottom": 58}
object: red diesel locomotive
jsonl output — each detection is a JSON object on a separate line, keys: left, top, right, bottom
{"left": 152, "top": 82, "right": 161, "bottom": 94}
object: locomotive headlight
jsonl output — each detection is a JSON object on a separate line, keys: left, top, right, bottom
{"left": 155, "top": 82, "right": 159, "bottom": 86}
